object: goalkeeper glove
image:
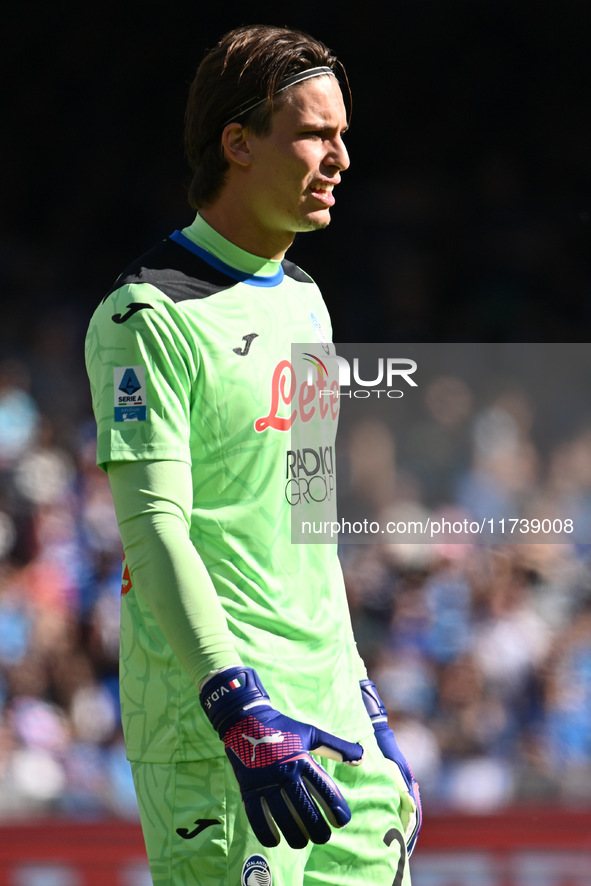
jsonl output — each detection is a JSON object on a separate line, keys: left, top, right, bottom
{"left": 200, "top": 666, "right": 364, "bottom": 849}
{"left": 360, "top": 678, "right": 422, "bottom": 856}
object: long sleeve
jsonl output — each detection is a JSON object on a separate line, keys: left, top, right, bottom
{"left": 107, "top": 458, "right": 241, "bottom": 687}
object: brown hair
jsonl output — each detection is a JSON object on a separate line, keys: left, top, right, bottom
{"left": 184, "top": 25, "right": 343, "bottom": 209}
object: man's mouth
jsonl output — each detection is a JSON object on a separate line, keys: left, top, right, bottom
{"left": 309, "top": 182, "right": 335, "bottom": 206}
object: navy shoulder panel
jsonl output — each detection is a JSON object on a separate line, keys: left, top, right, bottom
{"left": 281, "top": 258, "right": 314, "bottom": 284}
{"left": 102, "top": 238, "right": 237, "bottom": 305}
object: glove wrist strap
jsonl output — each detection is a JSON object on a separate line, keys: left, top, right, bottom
{"left": 200, "top": 665, "right": 270, "bottom": 734}
{"left": 360, "top": 678, "right": 388, "bottom": 724}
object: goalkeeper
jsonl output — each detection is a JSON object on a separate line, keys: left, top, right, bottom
{"left": 85, "top": 23, "right": 420, "bottom": 886}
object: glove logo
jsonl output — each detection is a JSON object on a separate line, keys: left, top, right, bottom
{"left": 243, "top": 731, "right": 285, "bottom": 763}
{"left": 241, "top": 854, "right": 272, "bottom": 886}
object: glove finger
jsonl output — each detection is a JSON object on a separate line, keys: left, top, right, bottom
{"left": 406, "top": 781, "right": 422, "bottom": 856}
{"left": 243, "top": 795, "right": 281, "bottom": 848}
{"left": 301, "top": 757, "right": 352, "bottom": 829}
{"left": 399, "top": 798, "right": 417, "bottom": 842}
{"left": 275, "top": 779, "right": 332, "bottom": 846}
{"left": 263, "top": 788, "right": 312, "bottom": 849}
{"left": 308, "top": 727, "right": 364, "bottom": 765}
{"left": 406, "top": 815, "right": 420, "bottom": 856}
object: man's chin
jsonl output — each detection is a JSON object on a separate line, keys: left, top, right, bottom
{"left": 300, "top": 211, "right": 332, "bottom": 232}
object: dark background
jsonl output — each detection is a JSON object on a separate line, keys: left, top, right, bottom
{"left": 2, "top": 0, "right": 590, "bottom": 378}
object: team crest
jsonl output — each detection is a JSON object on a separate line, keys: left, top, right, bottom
{"left": 241, "top": 854, "right": 272, "bottom": 886}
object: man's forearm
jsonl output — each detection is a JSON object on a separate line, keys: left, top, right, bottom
{"left": 107, "top": 459, "right": 241, "bottom": 686}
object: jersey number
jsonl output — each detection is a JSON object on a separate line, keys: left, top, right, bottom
{"left": 383, "top": 828, "right": 406, "bottom": 886}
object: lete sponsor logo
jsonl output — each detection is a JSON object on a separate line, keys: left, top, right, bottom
{"left": 254, "top": 359, "right": 338, "bottom": 433}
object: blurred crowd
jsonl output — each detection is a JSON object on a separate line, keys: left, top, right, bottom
{"left": 339, "top": 370, "right": 591, "bottom": 812}
{"left": 0, "top": 354, "right": 136, "bottom": 819}
{"left": 345, "top": 540, "right": 591, "bottom": 812}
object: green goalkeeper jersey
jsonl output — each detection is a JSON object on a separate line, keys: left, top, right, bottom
{"left": 85, "top": 214, "right": 370, "bottom": 763}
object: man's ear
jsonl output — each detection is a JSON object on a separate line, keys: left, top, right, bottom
{"left": 221, "top": 123, "right": 252, "bottom": 168}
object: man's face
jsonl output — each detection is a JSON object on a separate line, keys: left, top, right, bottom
{"left": 243, "top": 75, "right": 350, "bottom": 257}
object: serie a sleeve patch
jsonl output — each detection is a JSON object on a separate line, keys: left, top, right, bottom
{"left": 113, "top": 366, "right": 147, "bottom": 421}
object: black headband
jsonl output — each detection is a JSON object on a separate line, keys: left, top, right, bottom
{"left": 222, "top": 66, "right": 336, "bottom": 127}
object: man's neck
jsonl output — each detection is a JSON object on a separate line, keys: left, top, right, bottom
{"left": 199, "top": 204, "right": 294, "bottom": 262}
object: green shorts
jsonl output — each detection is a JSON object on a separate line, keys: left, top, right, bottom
{"left": 130, "top": 735, "right": 412, "bottom": 886}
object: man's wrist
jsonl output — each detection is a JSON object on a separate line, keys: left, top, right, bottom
{"left": 199, "top": 665, "right": 270, "bottom": 733}
{"left": 360, "top": 678, "right": 389, "bottom": 724}
{"left": 198, "top": 665, "right": 239, "bottom": 692}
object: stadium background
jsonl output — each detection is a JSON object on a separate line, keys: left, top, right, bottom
{"left": 1, "top": 0, "right": 591, "bottom": 882}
